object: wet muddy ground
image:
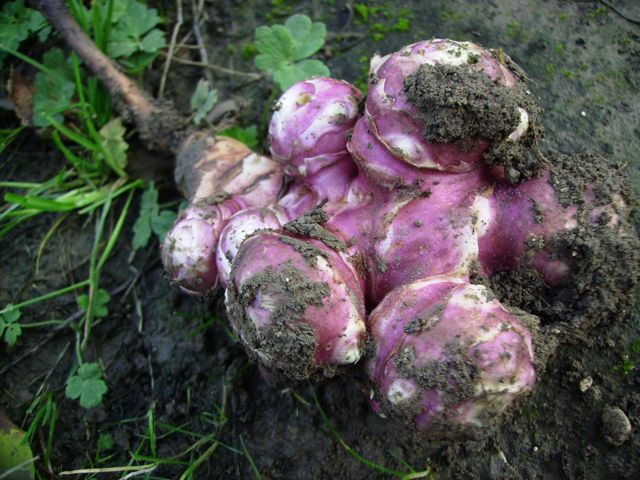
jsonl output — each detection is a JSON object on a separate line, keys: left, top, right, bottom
{"left": 1, "top": 0, "right": 639, "bottom": 478}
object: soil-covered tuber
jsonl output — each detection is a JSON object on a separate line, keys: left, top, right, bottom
{"left": 158, "top": 39, "right": 638, "bottom": 439}
{"left": 365, "top": 277, "right": 536, "bottom": 438}
{"left": 225, "top": 230, "right": 367, "bottom": 381}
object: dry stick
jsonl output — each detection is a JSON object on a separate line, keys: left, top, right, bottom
{"left": 36, "top": 1, "right": 154, "bottom": 124}
{"left": 191, "top": 0, "right": 214, "bottom": 85}
{"left": 159, "top": 0, "right": 184, "bottom": 98}
{"left": 37, "top": 0, "right": 187, "bottom": 153}
{"left": 159, "top": 52, "right": 262, "bottom": 79}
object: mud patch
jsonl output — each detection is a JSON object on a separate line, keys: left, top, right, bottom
{"left": 284, "top": 208, "right": 346, "bottom": 252}
{"left": 489, "top": 152, "right": 640, "bottom": 333}
{"left": 226, "top": 261, "right": 330, "bottom": 382}
{"left": 277, "top": 235, "right": 327, "bottom": 267}
{"left": 396, "top": 343, "right": 478, "bottom": 404}
{"left": 404, "top": 61, "right": 544, "bottom": 181}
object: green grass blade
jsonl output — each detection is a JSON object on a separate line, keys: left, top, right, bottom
{"left": 311, "top": 388, "right": 407, "bottom": 477}
{"left": 4, "top": 193, "right": 77, "bottom": 212}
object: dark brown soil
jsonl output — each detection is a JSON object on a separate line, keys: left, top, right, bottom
{"left": 404, "top": 60, "right": 544, "bottom": 182}
{"left": 2, "top": 1, "right": 640, "bottom": 479}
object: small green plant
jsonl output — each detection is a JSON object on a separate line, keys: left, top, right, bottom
{"left": 587, "top": 5, "right": 608, "bottom": 20}
{"left": 190, "top": 79, "right": 219, "bottom": 126}
{"left": 354, "top": 3, "right": 372, "bottom": 23}
{"left": 68, "top": 0, "right": 166, "bottom": 74}
{"left": 617, "top": 339, "right": 640, "bottom": 375}
{"left": 0, "top": 304, "right": 22, "bottom": 346}
{"left": 266, "top": 0, "right": 294, "bottom": 21}
{"left": 254, "top": 14, "right": 330, "bottom": 90}
{"left": 132, "top": 181, "right": 177, "bottom": 252}
{"left": 65, "top": 362, "right": 108, "bottom": 409}
{"left": 96, "top": 432, "right": 115, "bottom": 462}
{"left": 353, "top": 5, "right": 412, "bottom": 41}
{"left": 31, "top": 48, "right": 76, "bottom": 127}
{"left": 312, "top": 389, "right": 433, "bottom": 479}
{"left": 505, "top": 20, "right": 522, "bottom": 40}
{"left": 0, "top": 0, "right": 49, "bottom": 68}
{"left": 24, "top": 390, "right": 58, "bottom": 468}
{"left": 77, "top": 288, "right": 111, "bottom": 318}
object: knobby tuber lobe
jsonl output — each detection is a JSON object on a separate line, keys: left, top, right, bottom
{"left": 225, "top": 231, "right": 367, "bottom": 381}
{"left": 366, "top": 277, "right": 536, "bottom": 438}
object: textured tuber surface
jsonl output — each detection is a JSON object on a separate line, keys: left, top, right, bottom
{"left": 365, "top": 278, "right": 536, "bottom": 438}
{"left": 268, "top": 78, "right": 361, "bottom": 177}
{"left": 225, "top": 231, "right": 367, "bottom": 381}
{"left": 162, "top": 38, "right": 639, "bottom": 439}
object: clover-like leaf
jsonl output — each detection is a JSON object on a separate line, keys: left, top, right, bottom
{"left": 65, "top": 362, "right": 108, "bottom": 409}
{"left": 0, "top": 304, "right": 22, "bottom": 346}
{"left": 254, "top": 14, "right": 329, "bottom": 90}
{"left": 32, "top": 48, "right": 75, "bottom": 127}
{"left": 254, "top": 25, "right": 295, "bottom": 72}
{"left": 140, "top": 29, "right": 166, "bottom": 53}
{"left": 77, "top": 288, "right": 110, "bottom": 318}
{"left": 285, "top": 14, "right": 327, "bottom": 60}
{"left": 99, "top": 117, "right": 128, "bottom": 176}
{"left": 107, "top": 29, "right": 137, "bottom": 58}
{"left": 106, "top": 0, "right": 165, "bottom": 71}
{"left": 0, "top": 0, "right": 48, "bottom": 68}
{"left": 273, "top": 59, "right": 330, "bottom": 91}
{"left": 151, "top": 210, "right": 177, "bottom": 242}
{"left": 133, "top": 182, "right": 177, "bottom": 251}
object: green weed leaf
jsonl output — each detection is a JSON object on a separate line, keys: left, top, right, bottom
{"left": 0, "top": 304, "right": 22, "bottom": 346}
{"left": 140, "top": 29, "right": 166, "bottom": 53}
{"left": 132, "top": 208, "right": 153, "bottom": 251}
{"left": 285, "top": 14, "right": 326, "bottom": 60}
{"left": 107, "top": 30, "right": 137, "bottom": 58}
{"left": 218, "top": 125, "right": 258, "bottom": 149}
{"left": 133, "top": 182, "right": 176, "bottom": 251}
{"left": 0, "top": 414, "right": 35, "bottom": 480}
{"left": 65, "top": 362, "right": 108, "bottom": 409}
{"left": 254, "top": 14, "right": 329, "bottom": 90}
{"left": 99, "top": 118, "right": 129, "bottom": 175}
{"left": 273, "top": 59, "right": 330, "bottom": 91}
{"left": 190, "top": 79, "right": 219, "bottom": 126}
{"left": 106, "top": 0, "right": 165, "bottom": 72}
{"left": 255, "top": 25, "right": 295, "bottom": 71}
{"left": 32, "top": 48, "right": 75, "bottom": 128}
{"left": 77, "top": 288, "right": 110, "bottom": 318}
{"left": 150, "top": 210, "right": 177, "bottom": 241}
{"left": 0, "top": 0, "right": 48, "bottom": 68}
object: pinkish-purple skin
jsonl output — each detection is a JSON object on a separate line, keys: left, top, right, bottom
{"left": 364, "top": 39, "right": 519, "bottom": 177}
{"left": 226, "top": 231, "right": 367, "bottom": 380}
{"left": 478, "top": 171, "right": 578, "bottom": 286}
{"left": 323, "top": 172, "right": 386, "bottom": 252}
{"left": 216, "top": 206, "right": 289, "bottom": 288}
{"left": 302, "top": 154, "right": 359, "bottom": 203}
{"left": 366, "top": 278, "right": 535, "bottom": 436}
{"left": 348, "top": 115, "right": 426, "bottom": 190}
{"left": 269, "top": 78, "right": 362, "bottom": 177}
{"left": 162, "top": 201, "right": 238, "bottom": 295}
{"left": 162, "top": 154, "right": 285, "bottom": 295}
{"left": 368, "top": 168, "right": 491, "bottom": 303}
